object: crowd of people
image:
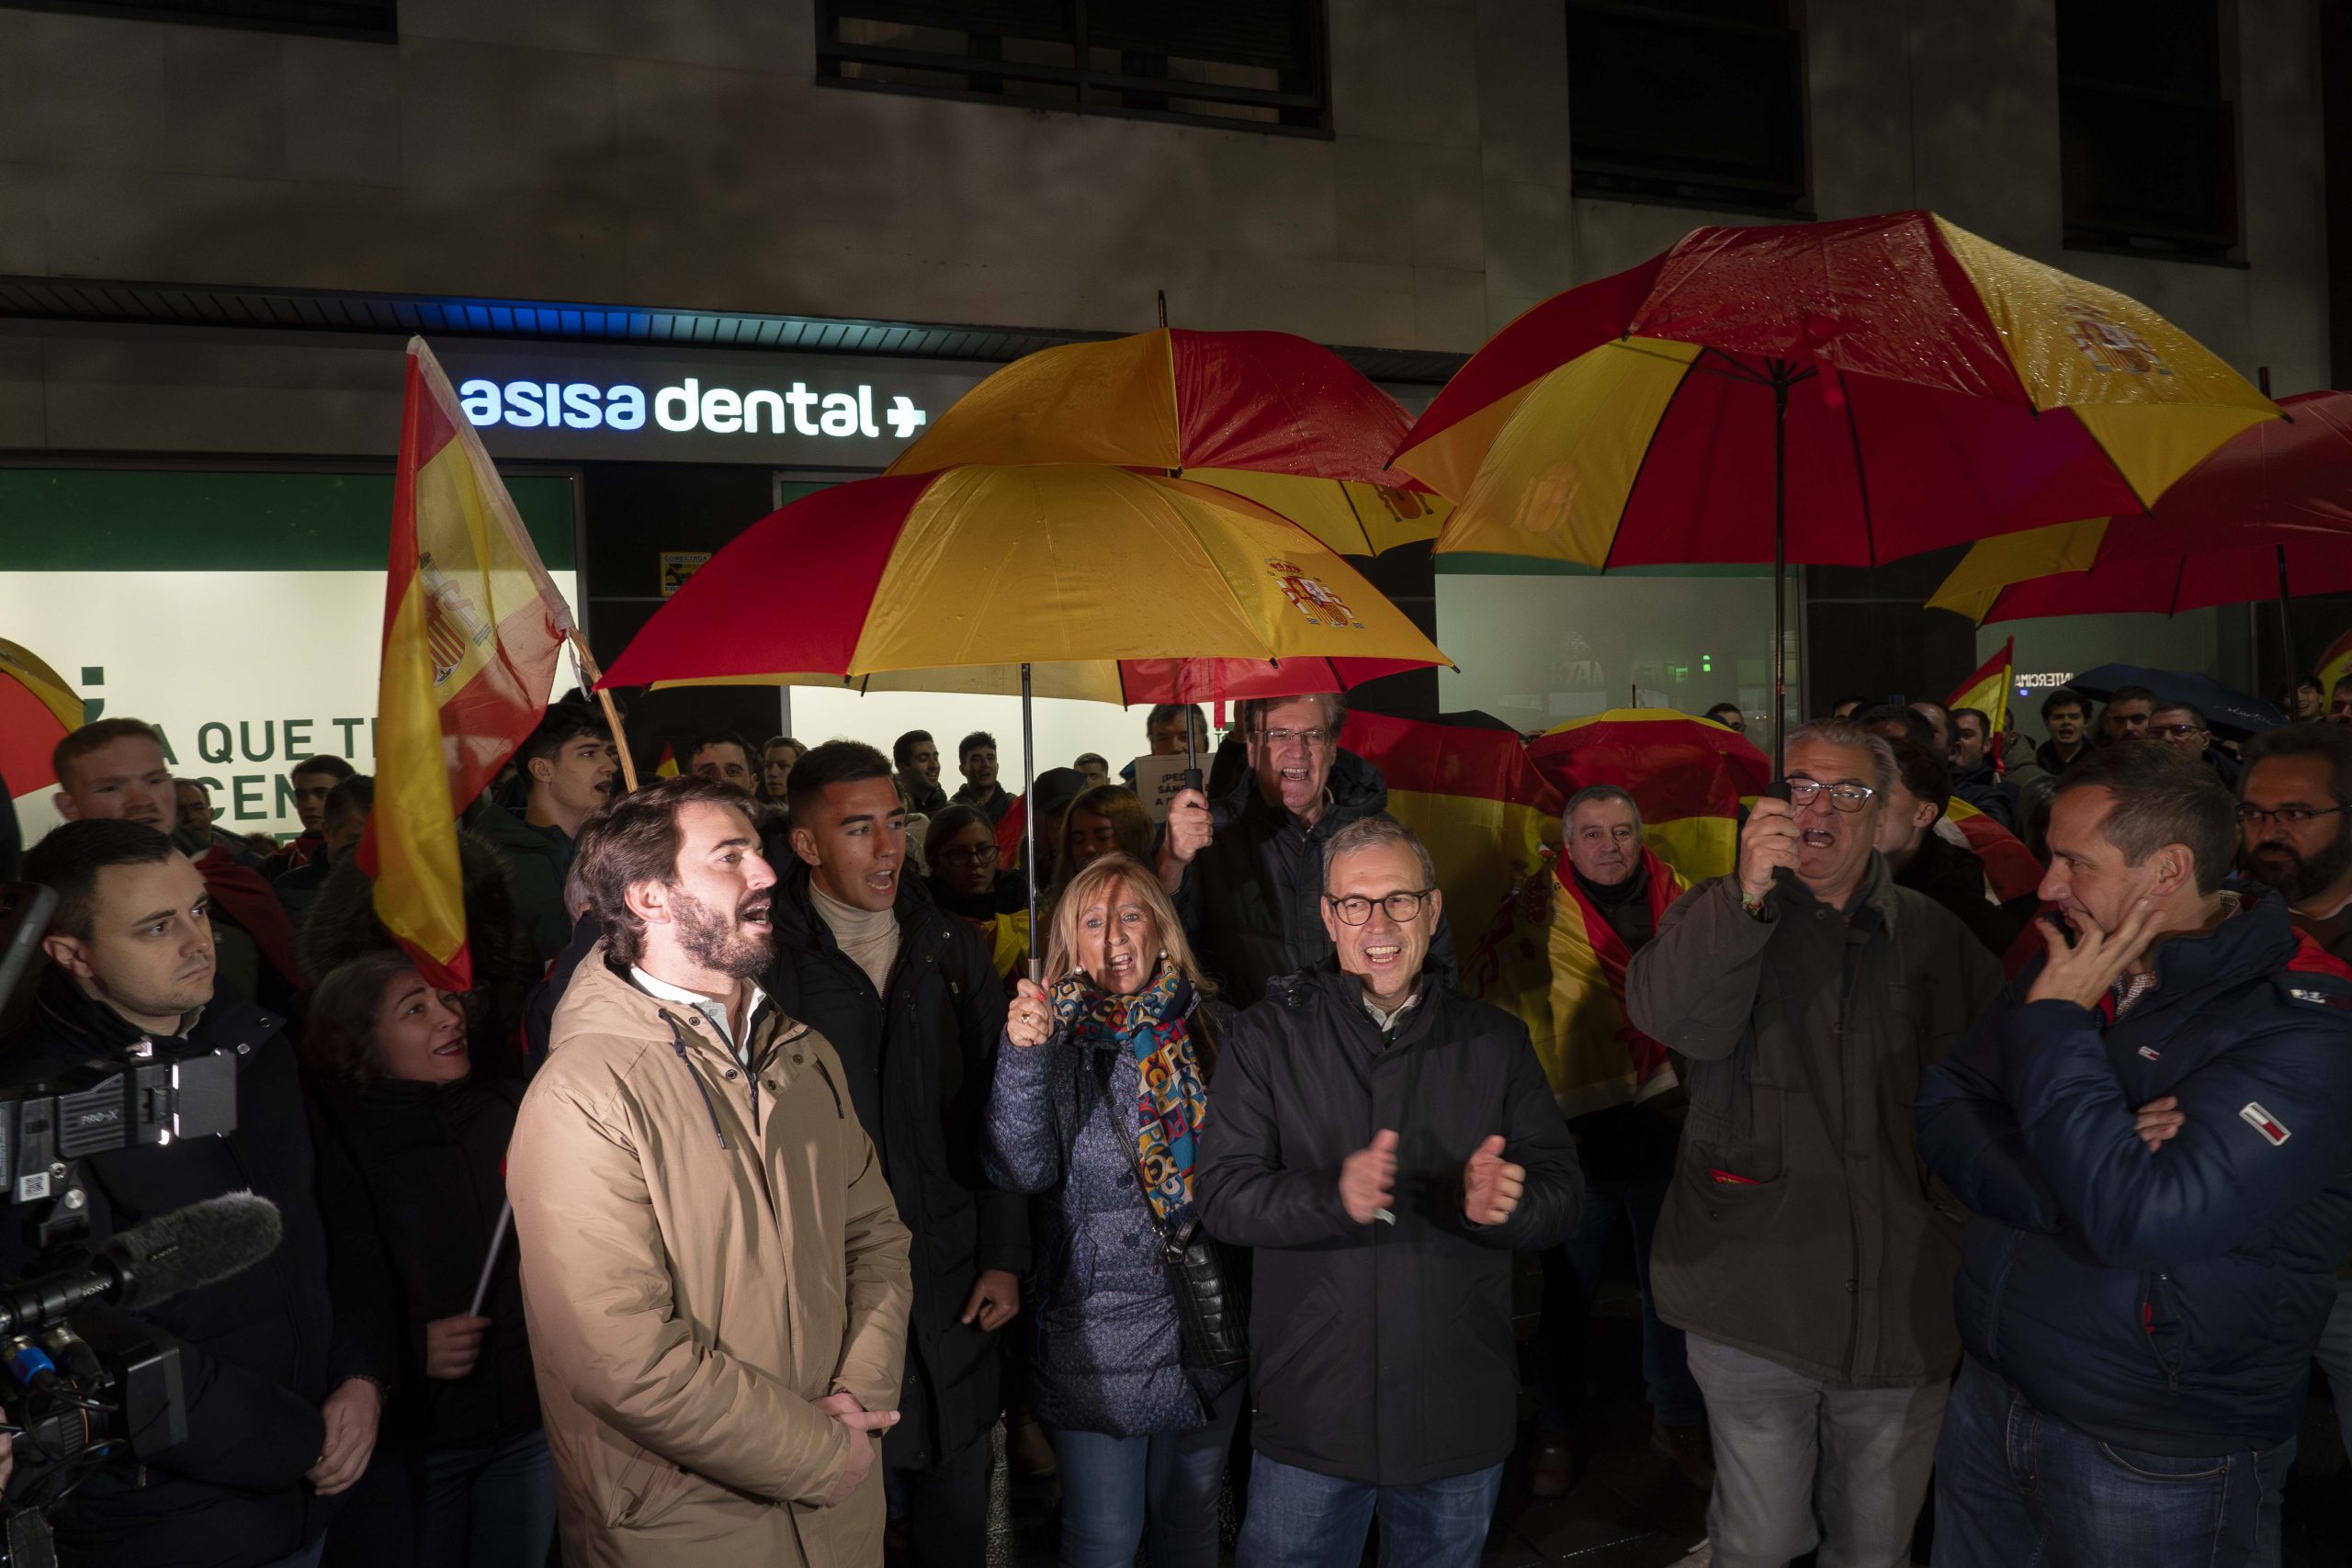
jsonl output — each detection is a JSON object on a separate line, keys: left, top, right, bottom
{"left": 6, "top": 666, "right": 2352, "bottom": 1568}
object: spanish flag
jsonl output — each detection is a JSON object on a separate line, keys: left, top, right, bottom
{"left": 360, "top": 339, "right": 573, "bottom": 990}
{"left": 1947, "top": 637, "right": 2015, "bottom": 741}
{"left": 1534, "top": 847, "right": 1688, "bottom": 1114}
{"left": 1336, "top": 709, "right": 1563, "bottom": 945}
{"left": 1529, "top": 709, "right": 1771, "bottom": 885}
{"left": 1945, "top": 799, "right": 2043, "bottom": 903}
{"left": 2319, "top": 628, "right": 2352, "bottom": 699}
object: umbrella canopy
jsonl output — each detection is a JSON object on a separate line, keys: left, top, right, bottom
{"left": 1393, "top": 209, "right": 2280, "bottom": 569}
{"left": 1932, "top": 539, "right": 2352, "bottom": 624}
{"left": 600, "top": 466, "right": 1452, "bottom": 693}
{"left": 2065, "top": 664, "right": 2284, "bottom": 738}
{"left": 0, "top": 637, "right": 82, "bottom": 794}
{"left": 1930, "top": 389, "right": 2352, "bottom": 621}
{"left": 891, "top": 326, "right": 1416, "bottom": 482}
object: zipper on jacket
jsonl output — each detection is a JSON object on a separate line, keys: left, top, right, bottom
{"left": 660, "top": 1011, "right": 730, "bottom": 1151}
{"left": 812, "top": 1055, "right": 846, "bottom": 1119}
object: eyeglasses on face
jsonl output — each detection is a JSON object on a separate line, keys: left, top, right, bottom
{"left": 936, "top": 843, "right": 1001, "bottom": 865}
{"left": 1256, "top": 727, "right": 1332, "bottom": 750}
{"left": 2153, "top": 724, "right": 2207, "bottom": 739}
{"left": 2236, "top": 804, "right": 2349, "bottom": 829}
{"left": 1781, "top": 777, "right": 1875, "bottom": 812}
{"left": 1326, "top": 889, "right": 1434, "bottom": 925}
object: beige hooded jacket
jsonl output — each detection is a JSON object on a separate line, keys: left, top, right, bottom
{"left": 508, "top": 947, "right": 912, "bottom": 1568}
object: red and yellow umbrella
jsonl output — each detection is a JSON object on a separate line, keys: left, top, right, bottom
{"left": 889, "top": 325, "right": 1445, "bottom": 555}
{"left": 601, "top": 466, "right": 1451, "bottom": 695}
{"left": 0, "top": 637, "right": 82, "bottom": 795}
{"left": 1930, "top": 390, "right": 2352, "bottom": 623}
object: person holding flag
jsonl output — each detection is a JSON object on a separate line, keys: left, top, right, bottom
{"left": 1946, "top": 639, "right": 2023, "bottom": 830}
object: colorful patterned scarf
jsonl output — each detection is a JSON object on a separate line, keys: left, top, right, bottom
{"left": 1051, "top": 960, "right": 1209, "bottom": 1228}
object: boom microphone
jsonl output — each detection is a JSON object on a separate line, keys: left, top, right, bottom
{"left": 0, "top": 1192, "right": 283, "bottom": 1337}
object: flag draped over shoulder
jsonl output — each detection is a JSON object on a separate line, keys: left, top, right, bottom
{"left": 1536, "top": 847, "right": 1687, "bottom": 1115}
{"left": 360, "top": 338, "right": 573, "bottom": 990}
{"left": 1529, "top": 709, "right": 1770, "bottom": 886}
{"left": 1948, "top": 637, "right": 2015, "bottom": 739}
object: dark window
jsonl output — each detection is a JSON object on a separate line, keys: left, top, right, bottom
{"left": 1, "top": 0, "right": 392, "bottom": 39}
{"left": 1566, "top": 0, "right": 1807, "bottom": 212}
{"left": 815, "top": 2, "right": 1329, "bottom": 135}
{"left": 2058, "top": 0, "right": 2238, "bottom": 257}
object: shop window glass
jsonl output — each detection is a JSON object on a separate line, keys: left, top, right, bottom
{"left": 2058, "top": 0, "right": 2238, "bottom": 258}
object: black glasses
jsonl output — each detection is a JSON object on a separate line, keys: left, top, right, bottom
{"left": 1327, "top": 889, "right": 1435, "bottom": 925}
{"left": 1781, "top": 777, "right": 1875, "bottom": 812}
{"left": 935, "top": 843, "right": 1001, "bottom": 865}
{"left": 2236, "top": 805, "right": 2349, "bottom": 830}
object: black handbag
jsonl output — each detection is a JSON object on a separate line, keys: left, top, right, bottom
{"left": 1092, "top": 1052, "right": 1250, "bottom": 1371}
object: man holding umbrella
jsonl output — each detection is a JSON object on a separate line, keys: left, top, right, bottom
{"left": 1158, "top": 693, "right": 1456, "bottom": 1010}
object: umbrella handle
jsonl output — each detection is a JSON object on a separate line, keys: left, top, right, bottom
{"left": 1023, "top": 661, "right": 1041, "bottom": 983}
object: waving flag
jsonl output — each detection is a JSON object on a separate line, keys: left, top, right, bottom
{"left": 361, "top": 339, "right": 573, "bottom": 989}
{"left": 1948, "top": 637, "right": 2016, "bottom": 743}
{"left": 1529, "top": 709, "right": 1771, "bottom": 885}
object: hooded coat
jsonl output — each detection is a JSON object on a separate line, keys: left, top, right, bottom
{"left": 508, "top": 948, "right": 913, "bottom": 1568}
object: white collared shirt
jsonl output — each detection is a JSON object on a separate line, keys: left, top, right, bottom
{"left": 632, "top": 965, "right": 766, "bottom": 1066}
{"left": 1361, "top": 984, "right": 1421, "bottom": 1034}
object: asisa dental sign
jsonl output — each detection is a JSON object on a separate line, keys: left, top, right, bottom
{"left": 456, "top": 378, "right": 930, "bottom": 440}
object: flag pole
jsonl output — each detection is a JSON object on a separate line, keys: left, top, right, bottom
{"left": 568, "top": 629, "right": 641, "bottom": 793}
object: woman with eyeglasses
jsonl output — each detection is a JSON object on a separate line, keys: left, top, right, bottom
{"left": 985, "top": 853, "right": 1243, "bottom": 1568}
{"left": 925, "top": 802, "right": 1030, "bottom": 982}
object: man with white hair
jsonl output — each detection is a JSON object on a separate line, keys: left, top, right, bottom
{"left": 1627, "top": 719, "right": 2003, "bottom": 1568}
{"left": 1200, "top": 813, "right": 1581, "bottom": 1567}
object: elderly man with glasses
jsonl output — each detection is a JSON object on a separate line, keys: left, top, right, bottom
{"left": 1624, "top": 718, "right": 2002, "bottom": 1568}
{"left": 1199, "top": 814, "right": 1582, "bottom": 1568}
{"left": 1158, "top": 694, "right": 1456, "bottom": 1008}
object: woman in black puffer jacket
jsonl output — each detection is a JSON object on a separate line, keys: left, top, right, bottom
{"left": 984, "top": 852, "right": 1243, "bottom": 1568}
{"left": 302, "top": 950, "right": 548, "bottom": 1568}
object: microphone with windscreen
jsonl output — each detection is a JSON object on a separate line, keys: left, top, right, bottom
{"left": 0, "top": 1191, "right": 282, "bottom": 1337}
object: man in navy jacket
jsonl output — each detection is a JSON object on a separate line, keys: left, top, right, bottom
{"left": 1917, "top": 742, "right": 2352, "bottom": 1568}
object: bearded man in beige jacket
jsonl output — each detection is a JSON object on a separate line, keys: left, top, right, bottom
{"left": 508, "top": 775, "right": 913, "bottom": 1568}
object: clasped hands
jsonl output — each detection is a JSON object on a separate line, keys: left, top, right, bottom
{"left": 1339, "top": 1129, "right": 1524, "bottom": 1227}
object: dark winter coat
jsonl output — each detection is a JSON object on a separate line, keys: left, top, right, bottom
{"left": 982, "top": 985, "right": 1241, "bottom": 1437}
{"left": 301, "top": 832, "right": 541, "bottom": 1072}
{"left": 1627, "top": 862, "right": 2004, "bottom": 1390}
{"left": 764, "top": 861, "right": 1028, "bottom": 1470}
{"left": 0, "top": 969, "right": 397, "bottom": 1568}
{"left": 1175, "top": 750, "right": 1457, "bottom": 1010}
{"left": 307, "top": 1075, "right": 539, "bottom": 1452}
{"left": 1894, "top": 826, "right": 2031, "bottom": 957}
{"left": 467, "top": 797, "right": 576, "bottom": 964}
{"left": 1917, "top": 892, "right": 2352, "bottom": 1455}
{"left": 1195, "top": 967, "right": 1582, "bottom": 1485}
{"left": 1950, "top": 761, "right": 2019, "bottom": 831}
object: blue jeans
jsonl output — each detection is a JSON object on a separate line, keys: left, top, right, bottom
{"left": 420, "top": 1427, "right": 556, "bottom": 1568}
{"left": 1935, "top": 1356, "right": 2286, "bottom": 1568}
{"left": 1235, "top": 1452, "right": 1502, "bottom": 1568}
{"left": 1536, "top": 1170, "right": 1704, "bottom": 1431}
{"left": 1047, "top": 1380, "right": 1243, "bottom": 1568}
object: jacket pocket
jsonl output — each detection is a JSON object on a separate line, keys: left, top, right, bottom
{"left": 602, "top": 1441, "right": 696, "bottom": 1531}
{"left": 2139, "top": 1269, "right": 2187, "bottom": 1388}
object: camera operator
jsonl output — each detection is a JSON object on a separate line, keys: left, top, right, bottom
{"left": 6, "top": 821, "right": 396, "bottom": 1568}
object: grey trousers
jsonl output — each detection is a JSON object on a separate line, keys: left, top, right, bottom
{"left": 1684, "top": 1333, "right": 1948, "bottom": 1568}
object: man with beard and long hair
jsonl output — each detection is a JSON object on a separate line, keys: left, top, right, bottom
{"left": 506, "top": 774, "right": 913, "bottom": 1568}
{"left": 2237, "top": 724, "right": 2352, "bottom": 964}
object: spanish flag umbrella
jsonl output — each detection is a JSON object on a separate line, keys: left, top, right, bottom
{"left": 1391, "top": 209, "right": 2283, "bottom": 754}
{"left": 1928, "top": 390, "right": 2352, "bottom": 624}
{"left": 0, "top": 637, "right": 81, "bottom": 794}
{"left": 600, "top": 465, "right": 1453, "bottom": 948}
{"left": 888, "top": 322, "right": 1447, "bottom": 556}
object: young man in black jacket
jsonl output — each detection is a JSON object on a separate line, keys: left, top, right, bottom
{"left": 6, "top": 820, "right": 396, "bottom": 1568}
{"left": 1198, "top": 815, "right": 1581, "bottom": 1568}
{"left": 769, "top": 741, "right": 1026, "bottom": 1566}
